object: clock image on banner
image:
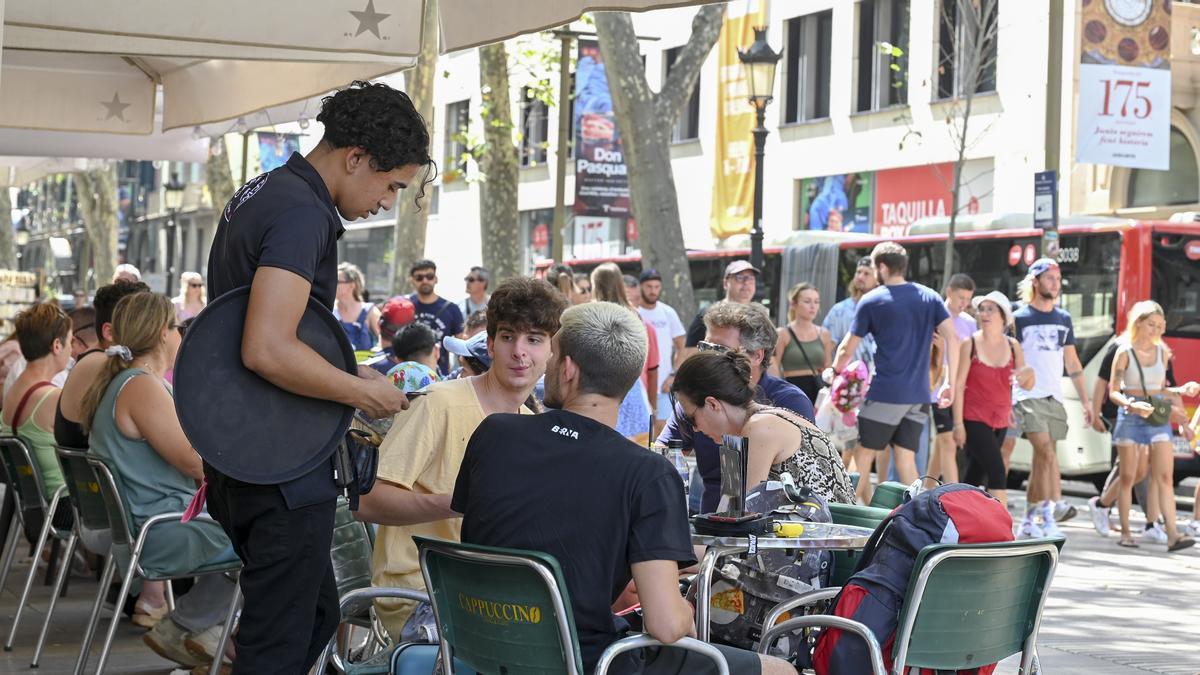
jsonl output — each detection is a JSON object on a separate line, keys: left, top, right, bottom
{"left": 1076, "top": 0, "right": 1171, "bottom": 170}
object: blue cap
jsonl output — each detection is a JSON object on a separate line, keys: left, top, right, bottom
{"left": 639, "top": 268, "right": 662, "bottom": 283}
{"left": 442, "top": 332, "right": 491, "bottom": 369}
{"left": 1028, "top": 257, "right": 1059, "bottom": 278}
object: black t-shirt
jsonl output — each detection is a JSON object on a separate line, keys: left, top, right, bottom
{"left": 206, "top": 152, "right": 344, "bottom": 508}
{"left": 54, "top": 348, "right": 104, "bottom": 449}
{"left": 685, "top": 309, "right": 706, "bottom": 348}
{"left": 1097, "top": 341, "right": 1177, "bottom": 423}
{"left": 408, "top": 295, "right": 465, "bottom": 375}
{"left": 452, "top": 409, "right": 695, "bottom": 672}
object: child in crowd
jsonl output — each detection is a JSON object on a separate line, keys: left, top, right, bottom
{"left": 386, "top": 323, "right": 441, "bottom": 393}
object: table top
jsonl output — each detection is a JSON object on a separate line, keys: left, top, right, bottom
{"left": 691, "top": 521, "right": 874, "bottom": 550}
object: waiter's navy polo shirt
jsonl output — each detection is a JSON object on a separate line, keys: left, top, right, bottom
{"left": 207, "top": 152, "right": 345, "bottom": 508}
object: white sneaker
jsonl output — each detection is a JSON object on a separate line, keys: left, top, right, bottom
{"left": 1088, "top": 497, "right": 1111, "bottom": 537}
{"left": 1143, "top": 522, "right": 1168, "bottom": 545}
{"left": 1185, "top": 520, "right": 1200, "bottom": 537}
{"left": 1040, "top": 503, "right": 1064, "bottom": 538}
{"left": 1016, "top": 518, "right": 1045, "bottom": 540}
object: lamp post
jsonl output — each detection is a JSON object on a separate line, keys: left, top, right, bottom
{"left": 163, "top": 173, "right": 186, "bottom": 297}
{"left": 737, "top": 27, "right": 781, "bottom": 297}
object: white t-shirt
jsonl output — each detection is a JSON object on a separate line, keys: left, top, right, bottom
{"left": 638, "top": 302, "right": 686, "bottom": 388}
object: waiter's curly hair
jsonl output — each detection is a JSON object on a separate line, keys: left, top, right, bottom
{"left": 486, "top": 277, "right": 567, "bottom": 339}
{"left": 317, "top": 80, "right": 437, "bottom": 205}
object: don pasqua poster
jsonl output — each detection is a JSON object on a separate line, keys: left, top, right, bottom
{"left": 573, "top": 39, "right": 631, "bottom": 217}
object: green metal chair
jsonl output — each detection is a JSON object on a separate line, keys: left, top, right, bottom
{"left": 414, "top": 536, "right": 730, "bottom": 675}
{"left": 758, "top": 537, "right": 1065, "bottom": 674}
{"left": 0, "top": 436, "right": 74, "bottom": 656}
{"left": 84, "top": 454, "right": 241, "bottom": 675}
{"left": 827, "top": 503, "right": 890, "bottom": 587}
{"left": 867, "top": 481, "right": 908, "bottom": 509}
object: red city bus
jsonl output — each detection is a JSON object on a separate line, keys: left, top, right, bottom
{"left": 540, "top": 217, "right": 1199, "bottom": 487}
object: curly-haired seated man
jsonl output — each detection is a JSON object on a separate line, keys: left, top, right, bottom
{"left": 451, "top": 303, "right": 798, "bottom": 674}
{"left": 357, "top": 277, "right": 567, "bottom": 641}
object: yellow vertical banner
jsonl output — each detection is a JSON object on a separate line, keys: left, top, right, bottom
{"left": 710, "top": 0, "right": 768, "bottom": 241}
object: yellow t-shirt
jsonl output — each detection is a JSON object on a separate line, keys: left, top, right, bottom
{"left": 371, "top": 377, "right": 529, "bottom": 638}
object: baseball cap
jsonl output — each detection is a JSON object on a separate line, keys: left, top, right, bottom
{"left": 442, "top": 332, "right": 492, "bottom": 369}
{"left": 723, "top": 260, "right": 761, "bottom": 277}
{"left": 1028, "top": 257, "right": 1059, "bottom": 278}
{"left": 638, "top": 268, "right": 662, "bottom": 283}
{"left": 972, "top": 291, "right": 1014, "bottom": 326}
{"left": 380, "top": 295, "right": 416, "bottom": 340}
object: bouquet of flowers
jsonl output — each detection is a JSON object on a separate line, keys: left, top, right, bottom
{"left": 829, "top": 359, "right": 871, "bottom": 427}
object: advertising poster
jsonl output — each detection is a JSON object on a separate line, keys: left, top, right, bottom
{"left": 574, "top": 39, "right": 631, "bottom": 217}
{"left": 258, "top": 132, "right": 301, "bottom": 173}
{"left": 709, "top": 0, "right": 768, "bottom": 240}
{"left": 1075, "top": 0, "right": 1171, "bottom": 170}
{"left": 872, "top": 161, "right": 991, "bottom": 237}
{"left": 798, "top": 173, "right": 874, "bottom": 233}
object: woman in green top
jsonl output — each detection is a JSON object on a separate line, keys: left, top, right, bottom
{"left": 771, "top": 282, "right": 834, "bottom": 404}
{"left": 80, "top": 292, "right": 238, "bottom": 668}
{"left": 1, "top": 303, "right": 71, "bottom": 501}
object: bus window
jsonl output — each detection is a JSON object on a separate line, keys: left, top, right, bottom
{"left": 955, "top": 237, "right": 1040, "bottom": 300}
{"left": 1153, "top": 232, "right": 1200, "bottom": 338}
{"left": 1056, "top": 232, "right": 1121, "bottom": 365}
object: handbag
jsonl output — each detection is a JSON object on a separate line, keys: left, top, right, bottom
{"left": 334, "top": 428, "right": 379, "bottom": 511}
{"left": 1131, "top": 345, "right": 1172, "bottom": 427}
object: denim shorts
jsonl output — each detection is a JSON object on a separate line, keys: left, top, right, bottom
{"left": 1112, "top": 407, "right": 1173, "bottom": 446}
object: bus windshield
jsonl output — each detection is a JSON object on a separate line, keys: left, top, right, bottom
{"left": 1153, "top": 231, "right": 1200, "bottom": 339}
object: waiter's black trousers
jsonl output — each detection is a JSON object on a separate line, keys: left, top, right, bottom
{"left": 205, "top": 467, "right": 339, "bottom": 674}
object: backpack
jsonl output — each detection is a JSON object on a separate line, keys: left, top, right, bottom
{"left": 813, "top": 483, "right": 1013, "bottom": 675}
{"left": 694, "top": 479, "right": 834, "bottom": 664}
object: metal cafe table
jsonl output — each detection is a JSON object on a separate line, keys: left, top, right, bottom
{"left": 691, "top": 521, "right": 874, "bottom": 642}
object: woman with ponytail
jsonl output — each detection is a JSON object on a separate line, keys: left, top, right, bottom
{"left": 671, "top": 349, "right": 854, "bottom": 505}
{"left": 82, "top": 292, "right": 239, "bottom": 667}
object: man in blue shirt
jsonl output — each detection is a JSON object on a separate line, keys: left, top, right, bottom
{"left": 833, "top": 242, "right": 957, "bottom": 504}
{"left": 407, "top": 259, "right": 465, "bottom": 376}
{"left": 204, "top": 81, "right": 430, "bottom": 674}
{"left": 657, "top": 301, "right": 813, "bottom": 513}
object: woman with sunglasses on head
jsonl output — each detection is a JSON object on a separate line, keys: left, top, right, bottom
{"left": 172, "top": 271, "right": 207, "bottom": 323}
{"left": 80, "top": 292, "right": 240, "bottom": 666}
{"left": 671, "top": 349, "right": 854, "bottom": 505}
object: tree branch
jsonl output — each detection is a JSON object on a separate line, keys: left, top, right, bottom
{"left": 655, "top": 3, "right": 725, "bottom": 123}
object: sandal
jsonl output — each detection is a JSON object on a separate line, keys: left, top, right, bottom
{"left": 1167, "top": 536, "right": 1196, "bottom": 553}
{"left": 1117, "top": 538, "right": 1139, "bottom": 548}
{"left": 132, "top": 600, "right": 168, "bottom": 628}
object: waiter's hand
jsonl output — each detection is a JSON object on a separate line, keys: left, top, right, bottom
{"left": 356, "top": 373, "right": 409, "bottom": 419}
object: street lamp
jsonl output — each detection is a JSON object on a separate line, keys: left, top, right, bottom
{"left": 163, "top": 173, "right": 186, "bottom": 297}
{"left": 738, "top": 27, "right": 781, "bottom": 296}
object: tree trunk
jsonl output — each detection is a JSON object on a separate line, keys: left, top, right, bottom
{"left": 391, "top": 0, "right": 439, "bottom": 296}
{"left": 477, "top": 42, "right": 521, "bottom": 283}
{"left": 74, "top": 165, "right": 119, "bottom": 286}
{"left": 594, "top": 7, "right": 723, "bottom": 321}
{"left": 0, "top": 188, "right": 15, "bottom": 270}
{"left": 206, "top": 136, "right": 236, "bottom": 220}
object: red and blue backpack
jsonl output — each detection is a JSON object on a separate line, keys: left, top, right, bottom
{"left": 813, "top": 483, "right": 1013, "bottom": 674}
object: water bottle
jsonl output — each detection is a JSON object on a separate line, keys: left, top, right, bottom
{"left": 667, "top": 439, "right": 689, "bottom": 495}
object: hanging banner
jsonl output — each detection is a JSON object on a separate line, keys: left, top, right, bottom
{"left": 574, "top": 39, "right": 631, "bottom": 217}
{"left": 709, "top": 0, "right": 768, "bottom": 240}
{"left": 799, "top": 172, "right": 874, "bottom": 233}
{"left": 1075, "top": 0, "right": 1171, "bottom": 170}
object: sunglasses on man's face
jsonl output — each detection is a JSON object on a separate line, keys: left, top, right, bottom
{"left": 697, "top": 340, "right": 731, "bottom": 354}
{"left": 412, "top": 273, "right": 436, "bottom": 282}
{"left": 465, "top": 276, "right": 483, "bottom": 283}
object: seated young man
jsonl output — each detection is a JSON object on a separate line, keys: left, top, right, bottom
{"left": 452, "top": 303, "right": 797, "bottom": 675}
{"left": 357, "top": 277, "right": 566, "bottom": 640}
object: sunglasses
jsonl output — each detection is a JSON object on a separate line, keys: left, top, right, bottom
{"left": 668, "top": 392, "right": 697, "bottom": 428}
{"left": 170, "top": 322, "right": 186, "bottom": 336}
{"left": 697, "top": 340, "right": 731, "bottom": 354}
{"left": 727, "top": 273, "right": 757, "bottom": 283}
{"left": 188, "top": 282, "right": 203, "bottom": 288}
{"left": 412, "top": 273, "right": 436, "bottom": 282}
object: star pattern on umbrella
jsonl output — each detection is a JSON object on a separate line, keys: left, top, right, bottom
{"left": 100, "top": 92, "right": 131, "bottom": 121}
{"left": 349, "top": 0, "right": 391, "bottom": 38}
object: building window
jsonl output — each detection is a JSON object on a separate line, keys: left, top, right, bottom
{"left": 664, "top": 46, "right": 701, "bottom": 142}
{"left": 936, "top": 0, "right": 998, "bottom": 100}
{"left": 784, "top": 11, "right": 833, "bottom": 124}
{"left": 444, "top": 99, "right": 470, "bottom": 176}
{"left": 520, "top": 87, "right": 550, "bottom": 167}
{"left": 856, "top": 0, "right": 909, "bottom": 112}
{"left": 1127, "top": 128, "right": 1199, "bottom": 207}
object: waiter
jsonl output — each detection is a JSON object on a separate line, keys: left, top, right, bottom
{"left": 205, "top": 81, "right": 431, "bottom": 673}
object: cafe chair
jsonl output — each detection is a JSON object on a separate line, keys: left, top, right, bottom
{"left": 757, "top": 537, "right": 1064, "bottom": 675}
{"left": 412, "top": 536, "right": 730, "bottom": 675}
{"left": 0, "top": 436, "right": 74, "bottom": 655}
{"left": 83, "top": 454, "right": 241, "bottom": 675}
{"left": 868, "top": 481, "right": 908, "bottom": 510}
{"left": 827, "top": 502, "right": 890, "bottom": 587}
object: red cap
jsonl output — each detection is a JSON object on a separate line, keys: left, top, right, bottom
{"left": 380, "top": 296, "right": 415, "bottom": 338}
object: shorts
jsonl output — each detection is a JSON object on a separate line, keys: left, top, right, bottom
{"left": 639, "top": 641, "right": 762, "bottom": 674}
{"left": 1112, "top": 407, "right": 1173, "bottom": 446}
{"left": 932, "top": 405, "right": 954, "bottom": 434}
{"left": 857, "top": 400, "right": 929, "bottom": 451}
{"left": 1014, "top": 397, "right": 1069, "bottom": 441}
